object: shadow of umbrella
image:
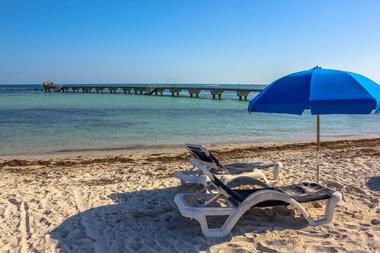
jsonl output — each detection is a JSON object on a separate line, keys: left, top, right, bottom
{"left": 50, "top": 185, "right": 309, "bottom": 252}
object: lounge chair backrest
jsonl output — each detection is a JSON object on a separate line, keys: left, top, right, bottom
{"left": 185, "top": 144, "right": 225, "bottom": 170}
{"left": 186, "top": 144, "right": 244, "bottom": 205}
{"left": 185, "top": 144, "right": 214, "bottom": 164}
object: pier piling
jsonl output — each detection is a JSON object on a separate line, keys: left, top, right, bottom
{"left": 170, "top": 88, "right": 182, "bottom": 96}
{"left": 236, "top": 91, "right": 251, "bottom": 101}
{"left": 211, "top": 90, "right": 224, "bottom": 100}
{"left": 188, "top": 88, "right": 201, "bottom": 98}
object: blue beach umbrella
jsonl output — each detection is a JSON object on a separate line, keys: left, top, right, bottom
{"left": 248, "top": 67, "right": 380, "bottom": 181}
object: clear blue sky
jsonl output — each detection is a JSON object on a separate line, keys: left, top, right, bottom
{"left": 0, "top": 0, "right": 379, "bottom": 84}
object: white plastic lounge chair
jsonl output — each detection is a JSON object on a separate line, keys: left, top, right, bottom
{"left": 175, "top": 144, "right": 282, "bottom": 187}
{"left": 174, "top": 157, "right": 342, "bottom": 238}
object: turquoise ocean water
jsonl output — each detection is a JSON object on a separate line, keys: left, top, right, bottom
{"left": 0, "top": 85, "right": 379, "bottom": 155}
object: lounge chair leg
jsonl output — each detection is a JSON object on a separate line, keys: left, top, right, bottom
{"left": 280, "top": 192, "right": 342, "bottom": 226}
{"left": 196, "top": 215, "right": 232, "bottom": 238}
{"left": 308, "top": 192, "right": 342, "bottom": 226}
{"left": 273, "top": 162, "right": 282, "bottom": 181}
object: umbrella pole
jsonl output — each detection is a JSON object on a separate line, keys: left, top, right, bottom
{"left": 316, "top": 114, "right": 320, "bottom": 182}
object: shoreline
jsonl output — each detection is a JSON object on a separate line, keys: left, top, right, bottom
{"left": 1, "top": 136, "right": 379, "bottom": 162}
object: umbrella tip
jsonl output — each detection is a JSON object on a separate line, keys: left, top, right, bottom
{"left": 312, "top": 66, "right": 322, "bottom": 70}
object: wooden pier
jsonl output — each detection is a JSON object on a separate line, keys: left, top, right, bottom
{"left": 42, "top": 82, "right": 265, "bottom": 100}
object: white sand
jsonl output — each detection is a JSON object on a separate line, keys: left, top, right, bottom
{"left": 0, "top": 138, "right": 379, "bottom": 252}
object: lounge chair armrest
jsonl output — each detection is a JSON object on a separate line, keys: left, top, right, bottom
{"left": 174, "top": 171, "right": 208, "bottom": 186}
{"left": 174, "top": 193, "right": 235, "bottom": 218}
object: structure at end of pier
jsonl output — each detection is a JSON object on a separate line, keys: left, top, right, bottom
{"left": 43, "top": 81, "right": 55, "bottom": 92}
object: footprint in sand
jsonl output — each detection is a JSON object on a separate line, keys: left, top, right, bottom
{"left": 305, "top": 245, "right": 339, "bottom": 253}
{"left": 20, "top": 201, "right": 31, "bottom": 253}
{"left": 72, "top": 188, "right": 89, "bottom": 212}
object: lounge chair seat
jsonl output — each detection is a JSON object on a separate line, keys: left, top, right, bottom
{"left": 175, "top": 144, "right": 282, "bottom": 186}
{"left": 233, "top": 182, "right": 334, "bottom": 207}
{"left": 174, "top": 157, "right": 341, "bottom": 238}
{"left": 224, "top": 162, "right": 278, "bottom": 174}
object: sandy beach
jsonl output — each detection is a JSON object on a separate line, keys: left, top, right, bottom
{"left": 0, "top": 138, "right": 379, "bottom": 253}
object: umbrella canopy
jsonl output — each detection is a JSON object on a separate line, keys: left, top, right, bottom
{"left": 248, "top": 67, "right": 380, "bottom": 115}
{"left": 248, "top": 67, "right": 380, "bottom": 182}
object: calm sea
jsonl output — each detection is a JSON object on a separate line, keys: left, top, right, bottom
{"left": 0, "top": 84, "right": 379, "bottom": 155}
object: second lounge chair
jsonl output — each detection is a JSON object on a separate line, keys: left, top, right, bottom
{"left": 175, "top": 144, "right": 282, "bottom": 187}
